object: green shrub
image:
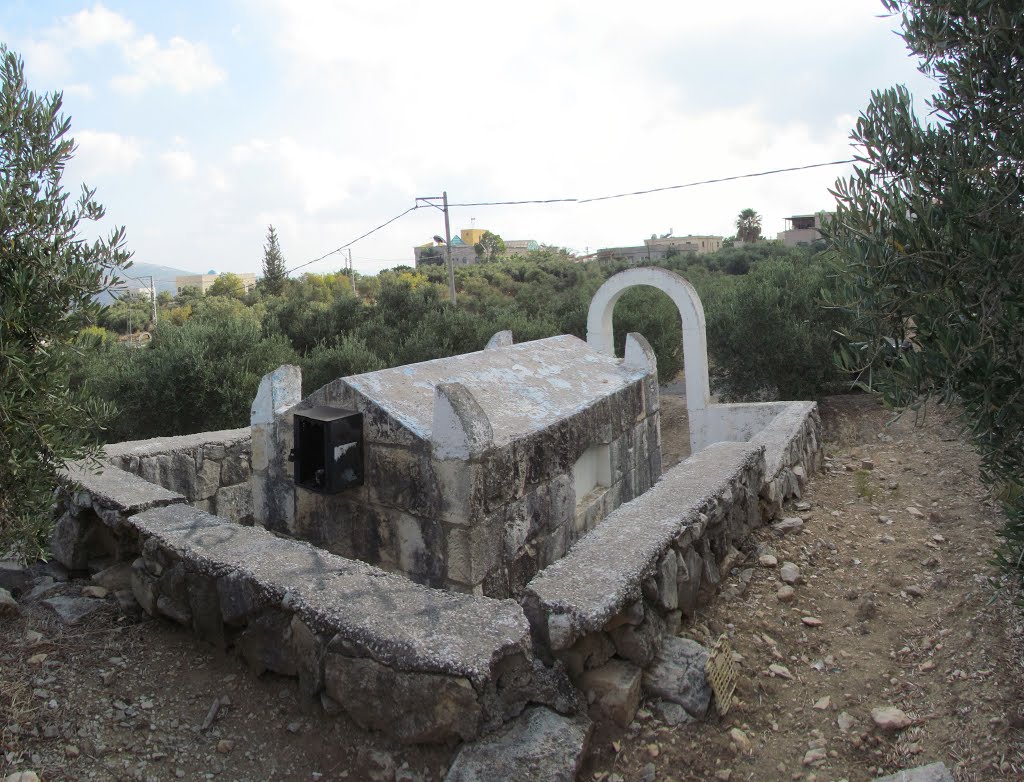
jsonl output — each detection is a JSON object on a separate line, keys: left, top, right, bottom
{"left": 301, "top": 335, "right": 386, "bottom": 394}
{"left": 704, "top": 256, "right": 849, "bottom": 401}
{"left": 99, "top": 313, "right": 298, "bottom": 440}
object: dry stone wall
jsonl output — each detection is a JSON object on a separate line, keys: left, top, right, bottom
{"left": 49, "top": 397, "right": 823, "bottom": 751}
{"left": 104, "top": 428, "right": 253, "bottom": 523}
{"left": 52, "top": 462, "right": 578, "bottom": 744}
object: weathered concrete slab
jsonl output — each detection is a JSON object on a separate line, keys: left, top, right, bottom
{"left": 444, "top": 707, "right": 592, "bottom": 782}
{"left": 60, "top": 462, "right": 185, "bottom": 512}
{"left": 332, "top": 335, "right": 648, "bottom": 447}
{"left": 130, "top": 503, "right": 531, "bottom": 682}
{"left": 103, "top": 428, "right": 250, "bottom": 459}
{"left": 875, "top": 763, "right": 954, "bottom": 782}
{"left": 524, "top": 441, "right": 763, "bottom": 645}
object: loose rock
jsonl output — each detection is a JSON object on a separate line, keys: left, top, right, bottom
{"left": 779, "top": 562, "right": 801, "bottom": 585}
{"left": 871, "top": 706, "right": 912, "bottom": 731}
{"left": 803, "top": 747, "right": 827, "bottom": 766}
{"left": 774, "top": 517, "right": 805, "bottom": 536}
{"left": 444, "top": 708, "right": 591, "bottom": 782}
{"left": 777, "top": 586, "right": 796, "bottom": 603}
{"left": 41, "top": 596, "right": 103, "bottom": 625}
{"left": 642, "top": 637, "right": 712, "bottom": 719}
{"left": 873, "top": 762, "right": 954, "bottom": 782}
{"left": 758, "top": 554, "right": 778, "bottom": 568}
{"left": 729, "top": 727, "right": 751, "bottom": 753}
{"left": 0, "top": 587, "right": 20, "bottom": 618}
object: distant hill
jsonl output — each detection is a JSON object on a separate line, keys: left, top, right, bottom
{"left": 98, "top": 262, "right": 199, "bottom": 303}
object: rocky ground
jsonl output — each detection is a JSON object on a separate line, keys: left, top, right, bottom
{"left": 584, "top": 395, "right": 1024, "bottom": 782}
{"left": 2, "top": 394, "right": 1022, "bottom": 781}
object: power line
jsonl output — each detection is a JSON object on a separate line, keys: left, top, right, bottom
{"left": 131, "top": 158, "right": 860, "bottom": 283}
{"left": 577, "top": 160, "right": 856, "bottom": 204}
{"left": 448, "top": 197, "right": 577, "bottom": 207}
{"left": 284, "top": 205, "right": 420, "bottom": 276}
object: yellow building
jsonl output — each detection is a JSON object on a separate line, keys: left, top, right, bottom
{"left": 460, "top": 228, "right": 486, "bottom": 246}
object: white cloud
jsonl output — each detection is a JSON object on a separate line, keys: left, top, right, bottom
{"left": 54, "top": 4, "right": 134, "bottom": 48}
{"left": 112, "top": 35, "right": 225, "bottom": 95}
{"left": 159, "top": 147, "right": 197, "bottom": 180}
{"left": 70, "top": 130, "right": 143, "bottom": 178}
{"left": 63, "top": 83, "right": 95, "bottom": 99}
{"left": 23, "top": 3, "right": 224, "bottom": 95}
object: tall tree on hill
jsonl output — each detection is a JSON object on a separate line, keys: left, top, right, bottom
{"left": 824, "top": 0, "right": 1024, "bottom": 586}
{"left": 261, "top": 225, "right": 286, "bottom": 295}
{"left": 735, "top": 208, "right": 762, "bottom": 243}
{"left": 0, "top": 45, "right": 128, "bottom": 557}
{"left": 474, "top": 231, "right": 506, "bottom": 263}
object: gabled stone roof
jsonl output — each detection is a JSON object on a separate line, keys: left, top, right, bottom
{"left": 343, "top": 335, "right": 649, "bottom": 447}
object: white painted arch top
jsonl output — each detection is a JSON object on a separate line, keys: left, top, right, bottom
{"left": 587, "top": 266, "right": 711, "bottom": 422}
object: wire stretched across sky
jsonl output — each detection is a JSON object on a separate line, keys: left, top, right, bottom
{"left": 114, "top": 154, "right": 864, "bottom": 286}
{"left": 576, "top": 159, "right": 856, "bottom": 204}
{"left": 284, "top": 205, "right": 421, "bottom": 276}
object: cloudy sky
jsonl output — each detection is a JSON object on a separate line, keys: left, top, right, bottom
{"left": 2, "top": 1, "right": 935, "bottom": 278}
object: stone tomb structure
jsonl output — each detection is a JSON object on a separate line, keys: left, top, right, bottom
{"left": 253, "top": 332, "right": 662, "bottom": 597}
{"left": 51, "top": 268, "right": 823, "bottom": 771}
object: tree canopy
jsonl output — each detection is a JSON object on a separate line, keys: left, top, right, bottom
{"left": 735, "top": 208, "right": 762, "bottom": 243}
{"left": 474, "top": 231, "right": 506, "bottom": 262}
{"left": 824, "top": 0, "right": 1024, "bottom": 586}
{"left": 261, "top": 225, "right": 286, "bottom": 295}
{"left": 0, "top": 45, "right": 129, "bottom": 557}
{"left": 208, "top": 272, "right": 246, "bottom": 298}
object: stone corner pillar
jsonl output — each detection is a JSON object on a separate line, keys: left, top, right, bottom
{"left": 250, "top": 365, "right": 302, "bottom": 532}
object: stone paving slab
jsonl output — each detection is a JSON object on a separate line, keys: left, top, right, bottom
{"left": 130, "top": 503, "right": 532, "bottom": 682}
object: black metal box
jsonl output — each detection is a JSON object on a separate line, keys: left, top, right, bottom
{"left": 293, "top": 406, "right": 364, "bottom": 493}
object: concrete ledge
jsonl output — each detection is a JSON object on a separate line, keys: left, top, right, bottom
{"left": 523, "top": 441, "right": 764, "bottom": 657}
{"left": 103, "top": 428, "right": 251, "bottom": 459}
{"left": 131, "top": 503, "right": 531, "bottom": 683}
{"left": 60, "top": 462, "right": 185, "bottom": 512}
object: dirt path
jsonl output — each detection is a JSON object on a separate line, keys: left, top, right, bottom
{"left": 2, "top": 395, "right": 1022, "bottom": 781}
{"left": 584, "top": 396, "right": 1024, "bottom": 782}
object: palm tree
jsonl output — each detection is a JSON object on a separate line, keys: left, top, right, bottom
{"left": 736, "top": 208, "right": 762, "bottom": 243}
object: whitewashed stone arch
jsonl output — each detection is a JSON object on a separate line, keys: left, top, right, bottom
{"left": 587, "top": 267, "right": 711, "bottom": 453}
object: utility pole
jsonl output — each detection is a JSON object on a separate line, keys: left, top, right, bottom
{"left": 415, "top": 192, "right": 456, "bottom": 305}
{"left": 442, "top": 191, "right": 454, "bottom": 304}
{"left": 147, "top": 275, "right": 157, "bottom": 326}
{"left": 345, "top": 249, "right": 357, "bottom": 296}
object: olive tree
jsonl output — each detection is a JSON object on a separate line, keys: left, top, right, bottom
{"left": 823, "top": 1, "right": 1024, "bottom": 584}
{"left": 0, "top": 46, "right": 129, "bottom": 557}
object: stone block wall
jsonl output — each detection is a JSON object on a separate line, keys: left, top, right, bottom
{"left": 751, "top": 401, "right": 823, "bottom": 519}
{"left": 281, "top": 372, "right": 661, "bottom": 599}
{"left": 522, "top": 441, "right": 765, "bottom": 680}
{"left": 103, "top": 428, "right": 253, "bottom": 523}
